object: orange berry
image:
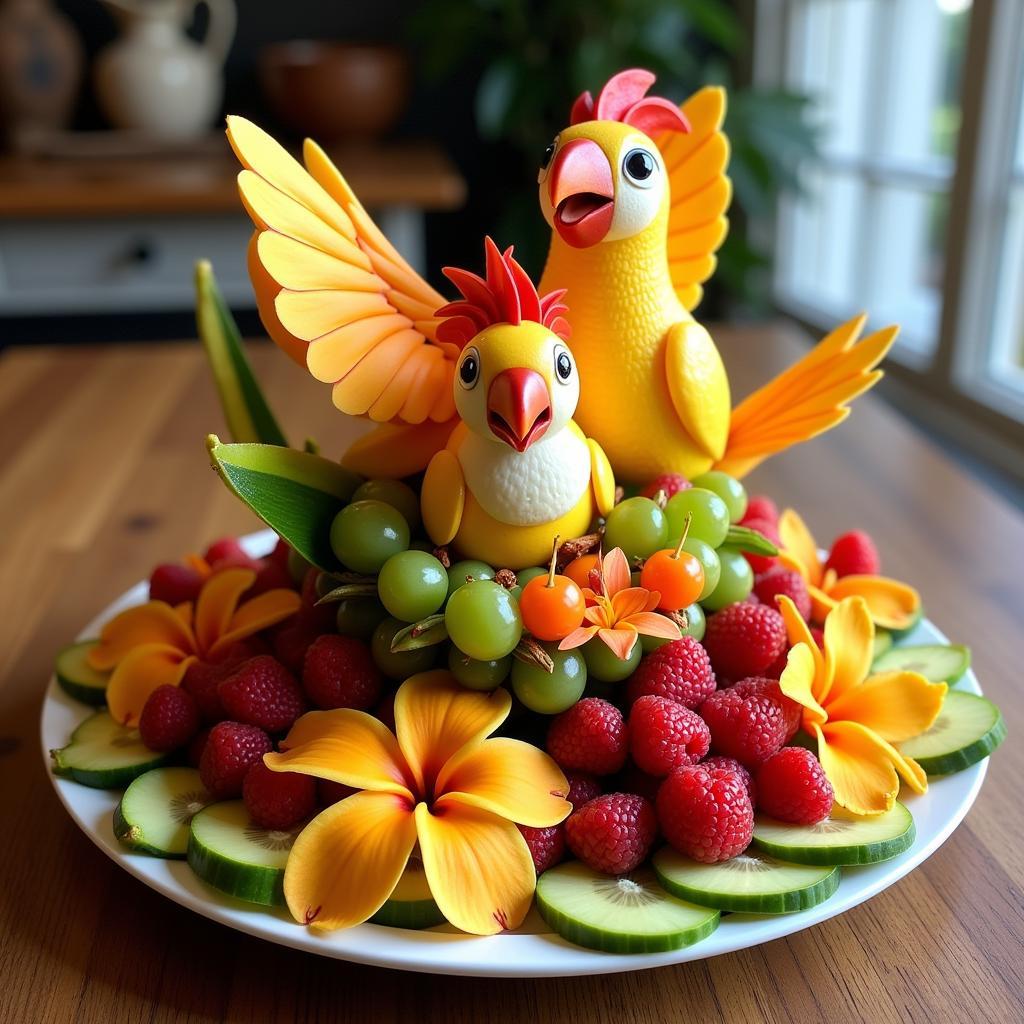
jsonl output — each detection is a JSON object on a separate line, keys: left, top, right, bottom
{"left": 564, "top": 554, "right": 600, "bottom": 591}
{"left": 520, "top": 574, "right": 586, "bottom": 641}
{"left": 640, "top": 548, "right": 705, "bottom": 612}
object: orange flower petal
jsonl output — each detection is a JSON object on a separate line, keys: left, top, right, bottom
{"left": 777, "top": 595, "right": 827, "bottom": 694}
{"left": 827, "top": 671, "right": 947, "bottom": 743}
{"left": 436, "top": 738, "right": 571, "bottom": 828}
{"left": 582, "top": 601, "right": 612, "bottom": 627}
{"left": 267, "top": 709, "right": 414, "bottom": 796}
{"left": 822, "top": 597, "right": 874, "bottom": 704}
{"left": 106, "top": 643, "right": 195, "bottom": 726}
{"left": 208, "top": 588, "right": 301, "bottom": 657}
{"left": 597, "top": 626, "right": 638, "bottom": 661}
{"left": 557, "top": 624, "right": 600, "bottom": 650}
{"left": 414, "top": 800, "right": 537, "bottom": 934}
{"left": 808, "top": 584, "right": 838, "bottom": 626}
{"left": 610, "top": 587, "right": 655, "bottom": 621}
{"left": 779, "top": 642, "right": 828, "bottom": 726}
{"left": 779, "top": 509, "right": 823, "bottom": 587}
{"left": 826, "top": 574, "right": 921, "bottom": 631}
{"left": 393, "top": 671, "right": 511, "bottom": 796}
{"left": 88, "top": 602, "right": 197, "bottom": 670}
{"left": 601, "top": 547, "right": 632, "bottom": 598}
{"left": 284, "top": 790, "right": 417, "bottom": 931}
{"left": 624, "top": 611, "right": 682, "bottom": 640}
{"left": 194, "top": 568, "right": 257, "bottom": 654}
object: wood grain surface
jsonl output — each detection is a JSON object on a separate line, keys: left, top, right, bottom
{"left": 0, "top": 325, "right": 1020, "bottom": 1024}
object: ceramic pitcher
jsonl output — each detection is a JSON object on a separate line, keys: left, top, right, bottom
{"left": 95, "top": 0, "right": 235, "bottom": 139}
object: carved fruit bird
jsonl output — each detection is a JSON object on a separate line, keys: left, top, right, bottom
{"left": 538, "top": 69, "right": 898, "bottom": 482}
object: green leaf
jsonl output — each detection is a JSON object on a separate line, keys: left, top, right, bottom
{"left": 207, "top": 435, "right": 362, "bottom": 571}
{"left": 195, "top": 260, "right": 288, "bottom": 447}
{"left": 390, "top": 614, "right": 449, "bottom": 652}
{"left": 725, "top": 524, "right": 779, "bottom": 558}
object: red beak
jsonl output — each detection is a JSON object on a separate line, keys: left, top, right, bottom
{"left": 487, "top": 368, "right": 552, "bottom": 452}
{"left": 548, "top": 138, "right": 614, "bottom": 248}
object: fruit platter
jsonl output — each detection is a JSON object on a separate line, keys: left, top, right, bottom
{"left": 43, "top": 69, "right": 1005, "bottom": 977}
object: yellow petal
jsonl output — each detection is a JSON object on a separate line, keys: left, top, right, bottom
{"left": 267, "top": 709, "right": 414, "bottom": 797}
{"left": 284, "top": 791, "right": 417, "bottom": 931}
{"left": 106, "top": 643, "right": 195, "bottom": 726}
{"left": 194, "top": 568, "right": 256, "bottom": 654}
{"left": 393, "top": 671, "right": 511, "bottom": 796}
{"left": 826, "top": 574, "right": 921, "bottom": 631}
{"left": 822, "top": 597, "right": 874, "bottom": 704}
{"left": 598, "top": 626, "right": 639, "bottom": 661}
{"left": 809, "top": 584, "right": 838, "bottom": 625}
{"left": 557, "top": 624, "right": 600, "bottom": 650}
{"left": 611, "top": 587, "right": 656, "bottom": 621}
{"left": 779, "top": 642, "right": 828, "bottom": 726}
{"left": 88, "top": 603, "right": 196, "bottom": 670}
{"left": 436, "top": 738, "right": 571, "bottom": 828}
{"left": 826, "top": 671, "right": 947, "bottom": 743}
{"left": 601, "top": 547, "right": 632, "bottom": 597}
{"left": 208, "top": 588, "right": 301, "bottom": 657}
{"left": 778, "top": 509, "right": 823, "bottom": 587}
{"left": 777, "top": 594, "right": 826, "bottom": 691}
{"left": 414, "top": 800, "right": 536, "bottom": 934}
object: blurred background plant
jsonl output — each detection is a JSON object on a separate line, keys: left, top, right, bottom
{"left": 411, "top": 0, "right": 819, "bottom": 314}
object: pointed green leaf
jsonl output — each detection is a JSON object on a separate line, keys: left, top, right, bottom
{"left": 390, "top": 614, "right": 449, "bottom": 652}
{"left": 725, "top": 524, "right": 779, "bottom": 557}
{"left": 207, "top": 435, "right": 362, "bottom": 571}
{"left": 195, "top": 260, "right": 288, "bottom": 447}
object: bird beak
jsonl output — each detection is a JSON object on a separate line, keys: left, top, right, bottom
{"left": 486, "top": 368, "right": 552, "bottom": 452}
{"left": 549, "top": 138, "right": 614, "bottom": 249}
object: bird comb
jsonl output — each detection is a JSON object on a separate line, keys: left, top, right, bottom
{"left": 436, "top": 238, "right": 570, "bottom": 347}
{"left": 569, "top": 68, "right": 690, "bottom": 136}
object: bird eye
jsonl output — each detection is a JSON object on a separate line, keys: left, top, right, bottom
{"left": 538, "top": 138, "right": 558, "bottom": 184}
{"left": 623, "top": 148, "right": 656, "bottom": 185}
{"left": 554, "top": 345, "right": 573, "bottom": 384}
{"left": 458, "top": 347, "right": 480, "bottom": 389}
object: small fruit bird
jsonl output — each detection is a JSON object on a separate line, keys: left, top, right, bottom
{"left": 537, "top": 69, "right": 899, "bottom": 482}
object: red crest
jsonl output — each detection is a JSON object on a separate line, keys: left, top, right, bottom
{"left": 569, "top": 68, "right": 690, "bottom": 136}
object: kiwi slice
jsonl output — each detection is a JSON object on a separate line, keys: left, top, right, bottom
{"left": 114, "top": 767, "right": 213, "bottom": 858}
{"left": 898, "top": 690, "right": 1005, "bottom": 775}
{"left": 752, "top": 802, "right": 915, "bottom": 866}
{"left": 54, "top": 641, "right": 110, "bottom": 706}
{"left": 51, "top": 711, "right": 169, "bottom": 789}
{"left": 653, "top": 846, "right": 840, "bottom": 914}
{"left": 872, "top": 644, "right": 971, "bottom": 687}
{"left": 535, "top": 862, "right": 719, "bottom": 954}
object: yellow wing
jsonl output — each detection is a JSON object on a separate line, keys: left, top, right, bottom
{"left": 665, "top": 320, "right": 730, "bottom": 462}
{"left": 715, "top": 315, "right": 899, "bottom": 478}
{"left": 586, "top": 438, "right": 616, "bottom": 517}
{"left": 655, "top": 86, "right": 732, "bottom": 313}
{"left": 226, "top": 116, "right": 458, "bottom": 428}
{"left": 422, "top": 449, "right": 466, "bottom": 546}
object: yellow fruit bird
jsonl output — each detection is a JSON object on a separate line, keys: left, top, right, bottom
{"left": 537, "top": 69, "right": 898, "bottom": 482}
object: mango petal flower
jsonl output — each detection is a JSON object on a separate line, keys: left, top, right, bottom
{"left": 265, "top": 671, "right": 571, "bottom": 935}
{"left": 778, "top": 594, "right": 946, "bottom": 815}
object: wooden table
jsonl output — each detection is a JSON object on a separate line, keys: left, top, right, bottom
{"left": 0, "top": 325, "right": 1020, "bottom": 1023}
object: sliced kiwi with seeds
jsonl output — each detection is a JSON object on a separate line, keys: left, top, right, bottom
{"left": 114, "top": 767, "right": 213, "bottom": 858}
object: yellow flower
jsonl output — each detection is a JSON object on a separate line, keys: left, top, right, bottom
{"left": 778, "top": 509, "right": 921, "bottom": 630}
{"left": 88, "top": 567, "right": 300, "bottom": 725}
{"left": 558, "top": 547, "right": 681, "bottom": 659}
{"left": 265, "top": 671, "right": 571, "bottom": 935}
{"left": 778, "top": 595, "right": 947, "bottom": 815}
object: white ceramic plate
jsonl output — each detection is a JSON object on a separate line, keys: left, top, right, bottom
{"left": 40, "top": 530, "right": 989, "bottom": 977}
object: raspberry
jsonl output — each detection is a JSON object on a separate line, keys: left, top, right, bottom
{"left": 810, "top": 626, "right": 825, "bottom": 649}
{"left": 199, "top": 721, "right": 272, "bottom": 799}
{"left": 756, "top": 747, "right": 834, "bottom": 824}
{"left": 703, "top": 602, "right": 787, "bottom": 679}
{"left": 629, "top": 695, "right": 710, "bottom": 777}
{"left": 825, "top": 530, "right": 880, "bottom": 578}
{"left": 318, "top": 778, "right": 357, "bottom": 807}
{"left": 300, "top": 567, "right": 337, "bottom": 634}
{"left": 181, "top": 660, "right": 232, "bottom": 723}
{"left": 740, "top": 516, "right": 781, "bottom": 574}
{"left": 270, "top": 619, "right": 321, "bottom": 676}
{"left": 268, "top": 535, "right": 292, "bottom": 571}
{"left": 546, "top": 698, "right": 627, "bottom": 776}
{"left": 517, "top": 823, "right": 566, "bottom": 874}
{"left": 242, "top": 761, "right": 316, "bottom": 829}
{"left": 625, "top": 636, "right": 716, "bottom": 709}
{"left": 699, "top": 682, "right": 788, "bottom": 767}
{"left": 149, "top": 563, "right": 204, "bottom": 606}
{"left": 640, "top": 473, "right": 691, "bottom": 499}
{"left": 138, "top": 684, "right": 200, "bottom": 751}
{"left": 741, "top": 495, "right": 779, "bottom": 526}
{"left": 204, "top": 537, "right": 251, "bottom": 566}
{"left": 250, "top": 559, "right": 295, "bottom": 596}
{"left": 616, "top": 763, "right": 663, "bottom": 804}
{"left": 754, "top": 566, "right": 811, "bottom": 621}
{"left": 302, "top": 634, "right": 382, "bottom": 711}
{"left": 657, "top": 764, "right": 754, "bottom": 863}
{"left": 564, "top": 771, "right": 602, "bottom": 811}
{"left": 732, "top": 676, "right": 802, "bottom": 740}
{"left": 219, "top": 655, "right": 305, "bottom": 733}
{"left": 763, "top": 649, "right": 789, "bottom": 680}
{"left": 702, "top": 755, "right": 756, "bottom": 805}
{"left": 564, "top": 793, "right": 657, "bottom": 874}
{"left": 187, "top": 727, "right": 211, "bottom": 767}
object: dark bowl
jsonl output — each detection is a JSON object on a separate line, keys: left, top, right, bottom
{"left": 258, "top": 42, "right": 410, "bottom": 142}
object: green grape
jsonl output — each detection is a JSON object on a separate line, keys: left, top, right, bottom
{"left": 691, "top": 470, "right": 748, "bottom": 523}
{"left": 336, "top": 597, "right": 389, "bottom": 639}
{"left": 511, "top": 645, "right": 587, "bottom": 713}
{"left": 446, "top": 559, "right": 495, "bottom": 595}
{"left": 640, "top": 632, "right": 672, "bottom": 654}
{"left": 682, "top": 537, "right": 720, "bottom": 601}
{"left": 665, "top": 488, "right": 729, "bottom": 548}
{"left": 351, "top": 478, "right": 422, "bottom": 532}
{"left": 679, "top": 601, "right": 706, "bottom": 642}
{"left": 583, "top": 636, "right": 642, "bottom": 682}
{"left": 287, "top": 547, "right": 312, "bottom": 586}
{"left": 702, "top": 544, "right": 754, "bottom": 611}
{"left": 371, "top": 616, "right": 437, "bottom": 680}
{"left": 330, "top": 500, "right": 410, "bottom": 574}
{"left": 448, "top": 647, "right": 512, "bottom": 691}
{"left": 377, "top": 550, "right": 448, "bottom": 622}
{"left": 509, "top": 565, "right": 546, "bottom": 601}
{"left": 602, "top": 497, "right": 668, "bottom": 560}
{"left": 444, "top": 580, "right": 522, "bottom": 661}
